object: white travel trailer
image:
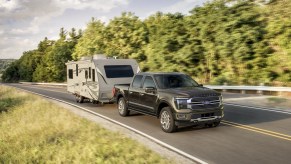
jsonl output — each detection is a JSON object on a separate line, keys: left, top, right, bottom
{"left": 66, "top": 55, "right": 140, "bottom": 103}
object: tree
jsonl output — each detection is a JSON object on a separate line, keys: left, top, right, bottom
{"left": 105, "top": 12, "right": 148, "bottom": 63}
{"left": 72, "top": 18, "right": 106, "bottom": 59}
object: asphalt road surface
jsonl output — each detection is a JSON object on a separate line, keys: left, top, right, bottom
{"left": 4, "top": 84, "right": 291, "bottom": 164}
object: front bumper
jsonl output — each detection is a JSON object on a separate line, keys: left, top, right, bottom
{"left": 174, "top": 109, "right": 224, "bottom": 126}
{"left": 175, "top": 116, "right": 222, "bottom": 126}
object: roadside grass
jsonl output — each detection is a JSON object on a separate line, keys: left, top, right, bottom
{"left": 267, "top": 97, "right": 287, "bottom": 104}
{"left": 0, "top": 86, "right": 171, "bottom": 163}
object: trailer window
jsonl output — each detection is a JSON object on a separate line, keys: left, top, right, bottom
{"left": 76, "top": 64, "right": 78, "bottom": 76}
{"left": 104, "top": 65, "right": 134, "bottom": 78}
{"left": 85, "top": 70, "right": 88, "bottom": 79}
{"left": 92, "top": 69, "right": 95, "bottom": 82}
{"left": 68, "top": 69, "right": 73, "bottom": 79}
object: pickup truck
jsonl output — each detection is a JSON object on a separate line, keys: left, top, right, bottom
{"left": 113, "top": 72, "right": 224, "bottom": 133}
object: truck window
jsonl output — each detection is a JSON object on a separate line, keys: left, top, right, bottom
{"left": 68, "top": 69, "right": 73, "bottom": 79}
{"left": 154, "top": 74, "right": 199, "bottom": 89}
{"left": 89, "top": 67, "right": 91, "bottom": 78}
{"left": 104, "top": 65, "right": 134, "bottom": 78}
{"left": 143, "top": 76, "right": 156, "bottom": 88}
{"left": 132, "top": 75, "right": 143, "bottom": 88}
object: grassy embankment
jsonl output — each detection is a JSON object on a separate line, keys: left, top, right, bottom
{"left": 0, "top": 85, "right": 171, "bottom": 163}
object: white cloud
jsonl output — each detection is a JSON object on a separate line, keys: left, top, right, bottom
{"left": 0, "top": 0, "right": 20, "bottom": 11}
{"left": 10, "top": 25, "right": 39, "bottom": 35}
{"left": 0, "top": 37, "right": 36, "bottom": 59}
{"left": 159, "top": 0, "right": 208, "bottom": 15}
{"left": 98, "top": 16, "right": 110, "bottom": 24}
{"left": 0, "top": 0, "right": 129, "bottom": 59}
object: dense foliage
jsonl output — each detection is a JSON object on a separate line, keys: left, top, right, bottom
{"left": 2, "top": 0, "right": 290, "bottom": 86}
{"left": 0, "top": 59, "right": 15, "bottom": 78}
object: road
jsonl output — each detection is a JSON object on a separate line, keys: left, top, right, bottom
{"left": 5, "top": 83, "right": 291, "bottom": 164}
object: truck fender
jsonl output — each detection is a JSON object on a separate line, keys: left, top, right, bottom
{"left": 116, "top": 93, "right": 126, "bottom": 104}
{"left": 156, "top": 100, "right": 174, "bottom": 118}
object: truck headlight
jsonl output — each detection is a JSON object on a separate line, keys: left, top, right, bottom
{"left": 175, "top": 98, "right": 188, "bottom": 109}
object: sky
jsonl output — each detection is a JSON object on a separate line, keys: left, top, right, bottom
{"left": 0, "top": 0, "right": 209, "bottom": 59}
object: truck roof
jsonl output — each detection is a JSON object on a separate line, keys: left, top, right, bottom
{"left": 136, "top": 72, "right": 185, "bottom": 75}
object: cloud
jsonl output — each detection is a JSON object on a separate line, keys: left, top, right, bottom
{"left": 159, "top": 0, "right": 208, "bottom": 15}
{"left": 0, "top": 37, "right": 36, "bottom": 59}
{"left": 0, "top": 0, "right": 128, "bottom": 58}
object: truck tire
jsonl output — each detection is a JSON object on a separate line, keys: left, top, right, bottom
{"left": 160, "top": 107, "right": 177, "bottom": 133}
{"left": 212, "top": 121, "right": 221, "bottom": 127}
{"left": 206, "top": 121, "right": 221, "bottom": 128}
{"left": 118, "top": 97, "right": 129, "bottom": 117}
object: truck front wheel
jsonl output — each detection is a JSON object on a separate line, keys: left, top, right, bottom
{"left": 118, "top": 97, "right": 129, "bottom": 117}
{"left": 160, "top": 107, "right": 177, "bottom": 133}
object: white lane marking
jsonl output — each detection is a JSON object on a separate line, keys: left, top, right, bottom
{"left": 224, "top": 96, "right": 274, "bottom": 101}
{"left": 15, "top": 84, "right": 68, "bottom": 94}
{"left": 225, "top": 103, "right": 291, "bottom": 115}
{"left": 7, "top": 85, "right": 207, "bottom": 164}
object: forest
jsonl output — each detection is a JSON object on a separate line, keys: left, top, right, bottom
{"left": 1, "top": 0, "right": 290, "bottom": 86}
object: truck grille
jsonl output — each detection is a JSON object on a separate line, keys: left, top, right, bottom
{"left": 189, "top": 96, "right": 221, "bottom": 109}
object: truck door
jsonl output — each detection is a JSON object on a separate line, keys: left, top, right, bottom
{"left": 139, "top": 76, "right": 158, "bottom": 114}
{"left": 128, "top": 75, "right": 143, "bottom": 110}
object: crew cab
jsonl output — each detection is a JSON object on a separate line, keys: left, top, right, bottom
{"left": 113, "top": 72, "right": 224, "bottom": 133}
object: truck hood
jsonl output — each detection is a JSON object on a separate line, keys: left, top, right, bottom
{"left": 161, "top": 87, "right": 221, "bottom": 98}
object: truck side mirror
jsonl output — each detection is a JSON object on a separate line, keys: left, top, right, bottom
{"left": 145, "top": 87, "right": 156, "bottom": 93}
{"left": 199, "top": 84, "right": 203, "bottom": 87}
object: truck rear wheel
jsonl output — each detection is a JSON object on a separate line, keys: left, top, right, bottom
{"left": 118, "top": 97, "right": 129, "bottom": 116}
{"left": 160, "top": 107, "right": 177, "bottom": 133}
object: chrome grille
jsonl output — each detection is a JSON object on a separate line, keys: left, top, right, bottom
{"left": 188, "top": 96, "right": 221, "bottom": 109}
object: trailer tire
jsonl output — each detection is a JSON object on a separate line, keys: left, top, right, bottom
{"left": 76, "top": 95, "right": 84, "bottom": 103}
{"left": 118, "top": 97, "right": 129, "bottom": 116}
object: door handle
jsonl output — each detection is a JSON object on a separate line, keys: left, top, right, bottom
{"left": 140, "top": 93, "right": 144, "bottom": 96}
{"left": 129, "top": 91, "right": 133, "bottom": 94}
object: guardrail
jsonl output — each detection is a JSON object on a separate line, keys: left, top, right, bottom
{"left": 19, "top": 82, "right": 67, "bottom": 87}
{"left": 205, "top": 85, "right": 291, "bottom": 92}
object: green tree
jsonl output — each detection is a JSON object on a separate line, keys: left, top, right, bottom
{"left": 1, "top": 61, "right": 20, "bottom": 82}
{"left": 105, "top": 12, "right": 148, "bottom": 63}
{"left": 72, "top": 18, "right": 106, "bottom": 59}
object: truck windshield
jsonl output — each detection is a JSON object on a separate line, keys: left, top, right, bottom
{"left": 154, "top": 74, "right": 199, "bottom": 89}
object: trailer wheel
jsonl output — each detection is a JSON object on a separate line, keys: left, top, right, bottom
{"left": 118, "top": 97, "right": 129, "bottom": 116}
{"left": 92, "top": 100, "right": 99, "bottom": 104}
{"left": 76, "top": 95, "right": 84, "bottom": 103}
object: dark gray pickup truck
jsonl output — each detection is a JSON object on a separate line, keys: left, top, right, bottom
{"left": 113, "top": 72, "right": 224, "bottom": 133}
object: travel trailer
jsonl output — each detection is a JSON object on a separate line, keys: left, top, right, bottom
{"left": 66, "top": 55, "right": 140, "bottom": 104}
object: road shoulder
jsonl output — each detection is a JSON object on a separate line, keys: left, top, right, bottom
{"left": 45, "top": 98, "right": 197, "bottom": 164}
